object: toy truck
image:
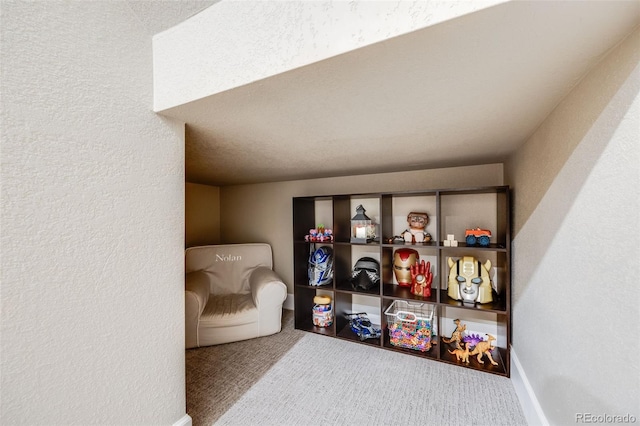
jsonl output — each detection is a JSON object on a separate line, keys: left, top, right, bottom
{"left": 465, "top": 228, "right": 491, "bottom": 247}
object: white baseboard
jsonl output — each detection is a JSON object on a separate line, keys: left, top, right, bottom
{"left": 511, "top": 346, "right": 549, "bottom": 426}
{"left": 173, "top": 414, "right": 192, "bottom": 426}
{"left": 283, "top": 293, "right": 295, "bottom": 310}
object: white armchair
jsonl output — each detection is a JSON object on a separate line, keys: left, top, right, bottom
{"left": 184, "top": 244, "right": 287, "bottom": 349}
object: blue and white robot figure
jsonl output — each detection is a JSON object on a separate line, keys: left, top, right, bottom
{"left": 308, "top": 246, "right": 334, "bottom": 286}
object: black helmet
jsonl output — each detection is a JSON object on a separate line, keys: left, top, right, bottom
{"left": 350, "top": 257, "right": 380, "bottom": 291}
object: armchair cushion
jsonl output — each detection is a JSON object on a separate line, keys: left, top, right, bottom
{"left": 200, "top": 294, "right": 258, "bottom": 327}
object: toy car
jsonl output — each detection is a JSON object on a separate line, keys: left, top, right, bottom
{"left": 465, "top": 227, "right": 491, "bottom": 247}
{"left": 345, "top": 313, "right": 381, "bottom": 341}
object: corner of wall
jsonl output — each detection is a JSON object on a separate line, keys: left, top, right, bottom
{"left": 185, "top": 182, "right": 221, "bottom": 247}
{"left": 173, "top": 414, "right": 192, "bottom": 426}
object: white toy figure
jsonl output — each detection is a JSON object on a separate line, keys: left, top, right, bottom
{"left": 401, "top": 212, "right": 432, "bottom": 243}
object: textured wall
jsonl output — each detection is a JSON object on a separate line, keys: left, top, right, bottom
{"left": 506, "top": 27, "right": 639, "bottom": 425}
{"left": 1, "top": 2, "right": 187, "bottom": 425}
{"left": 186, "top": 182, "right": 221, "bottom": 247}
{"left": 219, "top": 164, "right": 503, "bottom": 295}
{"left": 153, "top": 0, "right": 505, "bottom": 111}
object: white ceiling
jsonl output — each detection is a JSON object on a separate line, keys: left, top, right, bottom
{"left": 152, "top": 1, "right": 639, "bottom": 187}
{"left": 127, "top": 0, "right": 218, "bottom": 35}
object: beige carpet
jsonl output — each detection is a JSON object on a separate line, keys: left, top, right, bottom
{"left": 186, "top": 309, "right": 304, "bottom": 425}
{"left": 186, "top": 309, "right": 526, "bottom": 426}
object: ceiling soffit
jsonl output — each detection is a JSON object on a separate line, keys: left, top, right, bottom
{"left": 156, "top": 1, "right": 640, "bottom": 186}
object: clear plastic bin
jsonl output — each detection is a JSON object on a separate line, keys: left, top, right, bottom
{"left": 384, "top": 300, "right": 434, "bottom": 352}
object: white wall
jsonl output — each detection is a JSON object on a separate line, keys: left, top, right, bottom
{"left": 1, "top": 2, "right": 187, "bottom": 425}
{"left": 506, "top": 27, "right": 639, "bottom": 425}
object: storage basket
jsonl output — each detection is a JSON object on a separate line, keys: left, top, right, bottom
{"left": 384, "top": 300, "right": 434, "bottom": 352}
{"left": 312, "top": 304, "right": 333, "bottom": 327}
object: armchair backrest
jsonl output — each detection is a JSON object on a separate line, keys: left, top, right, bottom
{"left": 185, "top": 244, "right": 273, "bottom": 295}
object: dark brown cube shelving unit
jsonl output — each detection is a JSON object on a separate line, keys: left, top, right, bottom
{"left": 293, "top": 186, "right": 511, "bottom": 376}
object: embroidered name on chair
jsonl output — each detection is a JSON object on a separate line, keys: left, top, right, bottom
{"left": 215, "top": 254, "right": 242, "bottom": 262}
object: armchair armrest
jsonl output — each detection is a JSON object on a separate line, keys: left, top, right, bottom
{"left": 249, "top": 267, "right": 287, "bottom": 307}
{"left": 186, "top": 271, "right": 210, "bottom": 314}
{"left": 185, "top": 271, "right": 210, "bottom": 349}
